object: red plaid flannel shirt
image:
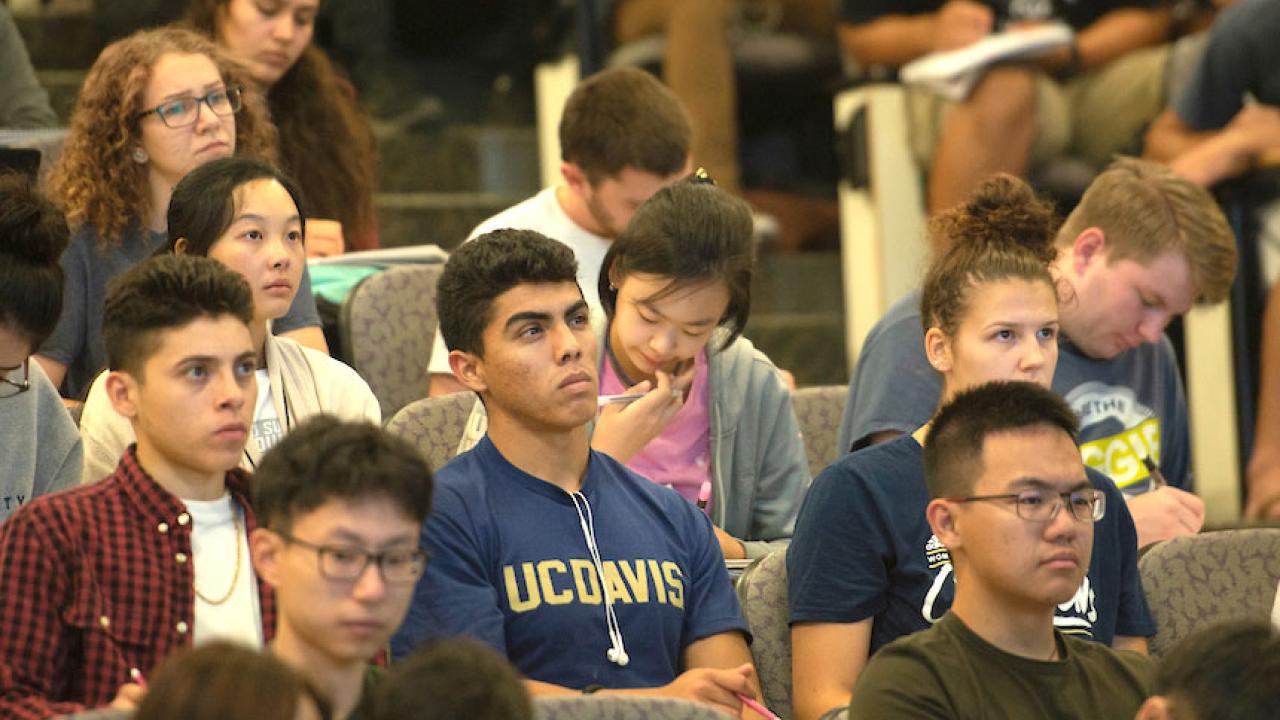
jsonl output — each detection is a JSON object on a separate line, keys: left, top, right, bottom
{"left": 0, "top": 446, "right": 275, "bottom": 718}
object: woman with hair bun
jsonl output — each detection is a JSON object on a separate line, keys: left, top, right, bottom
{"left": 35, "top": 26, "right": 328, "bottom": 401}
{"left": 786, "top": 175, "right": 1155, "bottom": 720}
{"left": 0, "top": 173, "right": 81, "bottom": 520}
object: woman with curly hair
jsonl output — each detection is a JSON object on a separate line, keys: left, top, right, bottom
{"left": 185, "top": 0, "right": 379, "bottom": 256}
{"left": 35, "top": 26, "right": 327, "bottom": 400}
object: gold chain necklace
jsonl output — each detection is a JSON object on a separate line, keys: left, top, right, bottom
{"left": 193, "top": 511, "right": 243, "bottom": 606}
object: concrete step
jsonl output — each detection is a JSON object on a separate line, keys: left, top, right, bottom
{"left": 751, "top": 251, "right": 845, "bottom": 314}
{"left": 35, "top": 70, "right": 83, "bottom": 124}
{"left": 375, "top": 191, "right": 524, "bottom": 250}
{"left": 744, "top": 311, "right": 848, "bottom": 388}
{"left": 375, "top": 123, "right": 539, "bottom": 194}
{"left": 745, "top": 251, "right": 848, "bottom": 386}
{"left": 15, "top": 12, "right": 99, "bottom": 71}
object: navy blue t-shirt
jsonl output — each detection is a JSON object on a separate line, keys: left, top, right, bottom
{"left": 1174, "top": 0, "right": 1280, "bottom": 130}
{"left": 787, "top": 435, "right": 1154, "bottom": 653}
{"left": 392, "top": 436, "right": 749, "bottom": 689}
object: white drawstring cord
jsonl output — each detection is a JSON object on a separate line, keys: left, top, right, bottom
{"left": 569, "top": 491, "right": 629, "bottom": 667}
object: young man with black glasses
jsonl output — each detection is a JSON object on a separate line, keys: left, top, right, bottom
{"left": 848, "top": 381, "right": 1155, "bottom": 719}
{"left": 250, "top": 416, "right": 433, "bottom": 720}
{"left": 0, "top": 173, "right": 81, "bottom": 523}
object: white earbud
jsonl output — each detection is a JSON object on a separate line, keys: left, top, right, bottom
{"left": 571, "top": 492, "right": 631, "bottom": 670}
{"left": 607, "top": 646, "right": 629, "bottom": 667}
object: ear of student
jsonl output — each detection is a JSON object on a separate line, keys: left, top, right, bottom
{"left": 1070, "top": 227, "right": 1107, "bottom": 275}
{"left": 104, "top": 371, "right": 141, "bottom": 419}
{"left": 926, "top": 499, "right": 961, "bottom": 549}
{"left": 447, "top": 350, "right": 488, "bottom": 394}
{"left": 174, "top": 237, "right": 189, "bottom": 255}
{"left": 248, "top": 528, "right": 284, "bottom": 587}
{"left": 560, "top": 161, "right": 590, "bottom": 194}
{"left": 924, "top": 327, "right": 952, "bottom": 373}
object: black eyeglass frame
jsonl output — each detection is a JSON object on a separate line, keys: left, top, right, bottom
{"left": 0, "top": 359, "right": 30, "bottom": 399}
{"left": 135, "top": 85, "right": 244, "bottom": 129}
{"left": 944, "top": 487, "right": 1106, "bottom": 523}
{"left": 278, "top": 531, "right": 429, "bottom": 584}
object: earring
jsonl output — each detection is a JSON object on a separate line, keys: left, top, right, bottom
{"left": 131, "top": 147, "right": 148, "bottom": 164}
{"left": 608, "top": 283, "right": 617, "bottom": 292}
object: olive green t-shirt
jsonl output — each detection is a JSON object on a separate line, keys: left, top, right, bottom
{"left": 847, "top": 612, "right": 1155, "bottom": 719}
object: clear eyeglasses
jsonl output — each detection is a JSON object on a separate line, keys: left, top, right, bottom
{"left": 945, "top": 487, "right": 1106, "bottom": 522}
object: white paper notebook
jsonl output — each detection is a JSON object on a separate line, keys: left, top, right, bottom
{"left": 901, "top": 24, "right": 1074, "bottom": 101}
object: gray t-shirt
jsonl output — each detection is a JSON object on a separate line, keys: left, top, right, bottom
{"left": 0, "top": 4, "right": 57, "bottom": 128}
{"left": 1174, "top": 0, "right": 1280, "bottom": 130}
{"left": 838, "top": 291, "right": 1191, "bottom": 493}
{"left": 39, "top": 224, "right": 321, "bottom": 399}
{"left": 1, "top": 361, "right": 80, "bottom": 523}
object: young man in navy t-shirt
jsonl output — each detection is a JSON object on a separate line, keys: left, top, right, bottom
{"left": 392, "top": 229, "right": 759, "bottom": 717}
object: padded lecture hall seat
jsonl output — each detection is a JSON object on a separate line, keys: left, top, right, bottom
{"left": 385, "top": 391, "right": 477, "bottom": 473}
{"left": 792, "top": 385, "right": 847, "bottom": 478}
{"left": 339, "top": 263, "right": 443, "bottom": 419}
{"left": 1138, "top": 528, "right": 1280, "bottom": 659}
{"left": 736, "top": 550, "right": 793, "bottom": 719}
{"left": 534, "top": 694, "right": 726, "bottom": 720}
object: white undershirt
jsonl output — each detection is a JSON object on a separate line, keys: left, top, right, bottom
{"left": 186, "top": 493, "right": 263, "bottom": 648}
{"left": 250, "top": 369, "right": 284, "bottom": 457}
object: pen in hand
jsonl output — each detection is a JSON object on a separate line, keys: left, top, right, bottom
{"left": 597, "top": 393, "right": 646, "bottom": 406}
{"left": 736, "top": 692, "right": 782, "bottom": 720}
{"left": 1141, "top": 456, "right": 1168, "bottom": 489}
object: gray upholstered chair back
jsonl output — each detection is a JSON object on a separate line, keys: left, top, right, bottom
{"left": 385, "top": 392, "right": 477, "bottom": 473}
{"left": 1138, "top": 528, "right": 1280, "bottom": 659}
{"left": 533, "top": 695, "right": 725, "bottom": 720}
{"left": 792, "top": 385, "right": 847, "bottom": 477}
{"left": 736, "top": 550, "right": 792, "bottom": 719}
{"left": 340, "top": 263, "right": 443, "bottom": 418}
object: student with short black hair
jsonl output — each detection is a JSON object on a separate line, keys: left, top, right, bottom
{"left": 372, "top": 638, "right": 533, "bottom": 720}
{"left": 1135, "top": 620, "right": 1280, "bottom": 720}
{"left": 0, "top": 254, "right": 272, "bottom": 717}
{"left": 79, "top": 156, "right": 379, "bottom": 482}
{"left": 847, "top": 381, "right": 1156, "bottom": 719}
{"left": 251, "top": 416, "right": 433, "bottom": 720}
{"left": 427, "top": 67, "right": 693, "bottom": 397}
{"left": 0, "top": 173, "right": 81, "bottom": 522}
{"left": 394, "top": 229, "right": 762, "bottom": 717}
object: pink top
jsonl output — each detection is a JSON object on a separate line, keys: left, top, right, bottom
{"left": 599, "top": 350, "right": 713, "bottom": 511}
